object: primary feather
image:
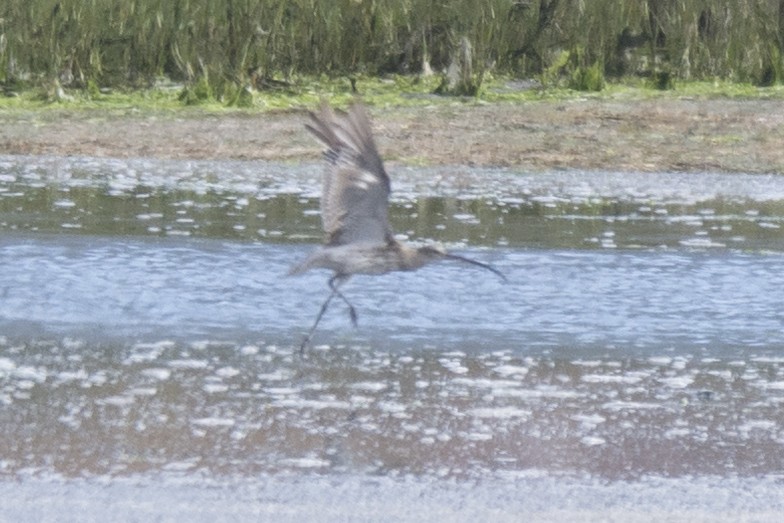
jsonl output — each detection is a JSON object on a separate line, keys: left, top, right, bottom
{"left": 304, "top": 103, "right": 392, "bottom": 247}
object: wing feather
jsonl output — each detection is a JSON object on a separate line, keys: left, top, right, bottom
{"left": 305, "top": 103, "right": 393, "bottom": 246}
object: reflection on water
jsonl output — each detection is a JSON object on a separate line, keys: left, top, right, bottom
{"left": 2, "top": 155, "right": 784, "bottom": 487}
{"left": 2, "top": 337, "right": 784, "bottom": 479}
{"left": 7, "top": 183, "right": 784, "bottom": 251}
{"left": 2, "top": 155, "right": 784, "bottom": 250}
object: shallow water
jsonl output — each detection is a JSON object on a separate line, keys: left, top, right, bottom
{"left": 2, "top": 155, "right": 784, "bottom": 518}
{"left": 3, "top": 155, "right": 784, "bottom": 250}
{"left": 2, "top": 235, "right": 784, "bottom": 351}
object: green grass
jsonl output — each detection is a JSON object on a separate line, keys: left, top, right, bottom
{"left": 2, "top": 75, "right": 784, "bottom": 116}
{"left": 3, "top": 0, "right": 784, "bottom": 99}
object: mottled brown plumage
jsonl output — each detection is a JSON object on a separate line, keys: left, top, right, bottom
{"left": 291, "top": 103, "right": 505, "bottom": 351}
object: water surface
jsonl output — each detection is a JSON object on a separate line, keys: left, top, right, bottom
{"left": 1, "top": 155, "right": 784, "bottom": 519}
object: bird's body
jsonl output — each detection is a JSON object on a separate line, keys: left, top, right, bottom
{"left": 289, "top": 241, "right": 444, "bottom": 276}
{"left": 291, "top": 102, "right": 505, "bottom": 351}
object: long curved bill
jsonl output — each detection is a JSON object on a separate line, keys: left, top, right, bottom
{"left": 444, "top": 253, "right": 507, "bottom": 282}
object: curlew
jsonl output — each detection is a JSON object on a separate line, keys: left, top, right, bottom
{"left": 290, "top": 102, "right": 505, "bottom": 351}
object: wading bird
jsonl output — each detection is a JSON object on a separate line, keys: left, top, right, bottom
{"left": 290, "top": 103, "right": 505, "bottom": 351}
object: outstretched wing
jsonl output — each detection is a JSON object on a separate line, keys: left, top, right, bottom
{"left": 305, "top": 103, "right": 393, "bottom": 246}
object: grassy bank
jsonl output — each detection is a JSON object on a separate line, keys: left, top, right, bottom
{"left": 2, "top": 73, "right": 784, "bottom": 115}
{"left": 2, "top": 0, "right": 784, "bottom": 100}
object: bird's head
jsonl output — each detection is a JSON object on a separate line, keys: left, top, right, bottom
{"left": 415, "top": 244, "right": 448, "bottom": 261}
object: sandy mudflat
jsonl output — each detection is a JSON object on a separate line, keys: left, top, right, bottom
{"left": 2, "top": 98, "right": 783, "bottom": 173}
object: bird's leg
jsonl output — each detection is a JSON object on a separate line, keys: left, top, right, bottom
{"left": 299, "top": 275, "right": 356, "bottom": 354}
{"left": 329, "top": 274, "right": 358, "bottom": 327}
{"left": 299, "top": 287, "right": 338, "bottom": 354}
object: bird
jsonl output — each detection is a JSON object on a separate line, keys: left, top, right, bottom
{"left": 289, "top": 102, "right": 506, "bottom": 352}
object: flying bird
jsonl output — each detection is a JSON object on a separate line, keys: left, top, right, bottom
{"left": 290, "top": 102, "right": 505, "bottom": 351}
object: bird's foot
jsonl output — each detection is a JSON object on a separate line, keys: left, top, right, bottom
{"left": 299, "top": 335, "right": 311, "bottom": 355}
{"left": 348, "top": 306, "right": 358, "bottom": 328}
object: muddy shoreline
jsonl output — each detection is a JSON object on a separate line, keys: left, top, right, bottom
{"left": 2, "top": 98, "right": 783, "bottom": 173}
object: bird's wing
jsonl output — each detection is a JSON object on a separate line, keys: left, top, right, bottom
{"left": 305, "top": 103, "right": 393, "bottom": 246}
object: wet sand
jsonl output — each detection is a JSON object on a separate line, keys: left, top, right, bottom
{"left": 1, "top": 98, "right": 784, "bottom": 173}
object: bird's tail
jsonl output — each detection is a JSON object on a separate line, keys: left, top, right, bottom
{"left": 287, "top": 250, "right": 321, "bottom": 276}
